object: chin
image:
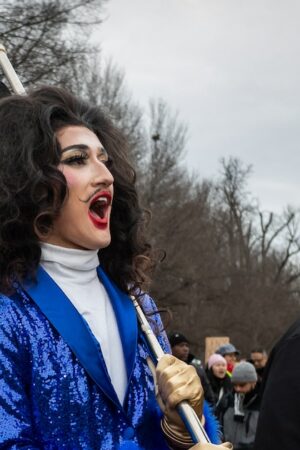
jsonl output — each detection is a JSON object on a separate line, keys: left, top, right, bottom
{"left": 95, "top": 236, "right": 111, "bottom": 250}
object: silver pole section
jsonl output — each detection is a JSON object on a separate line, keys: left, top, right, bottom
{"left": 0, "top": 45, "right": 26, "bottom": 95}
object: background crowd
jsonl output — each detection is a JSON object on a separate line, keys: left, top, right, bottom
{"left": 169, "top": 332, "right": 268, "bottom": 450}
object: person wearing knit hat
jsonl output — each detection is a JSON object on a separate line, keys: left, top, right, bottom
{"left": 231, "top": 362, "right": 257, "bottom": 386}
{"left": 205, "top": 354, "right": 233, "bottom": 423}
{"left": 208, "top": 354, "right": 227, "bottom": 370}
{"left": 222, "top": 362, "right": 261, "bottom": 450}
{"left": 168, "top": 332, "right": 190, "bottom": 361}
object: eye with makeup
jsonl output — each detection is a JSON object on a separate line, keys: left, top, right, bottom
{"left": 97, "top": 150, "right": 108, "bottom": 163}
{"left": 104, "top": 155, "right": 113, "bottom": 169}
{"left": 60, "top": 148, "right": 112, "bottom": 167}
{"left": 97, "top": 149, "right": 113, "bottom": 169}
{"left": 61, "top": 151, "right": 88, "bottom": 165}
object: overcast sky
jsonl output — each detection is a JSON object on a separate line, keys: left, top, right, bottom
{"left": 94, "top": 0, "right": 300, "bottom": 213}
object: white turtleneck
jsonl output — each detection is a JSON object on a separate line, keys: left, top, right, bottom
{"left": 40, "top": 242, "right": 127, "bottom": 404}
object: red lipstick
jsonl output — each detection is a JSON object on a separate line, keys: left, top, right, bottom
{"left": 88, "top": 191, "right": 112, "bottom": 229}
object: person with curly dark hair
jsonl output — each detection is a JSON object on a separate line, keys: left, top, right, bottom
{"left": 0, "top": 86, "right": 228, "bottom": 450}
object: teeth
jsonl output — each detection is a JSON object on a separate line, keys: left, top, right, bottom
{"left": 94, "top": 196, "right": 108, "bottom": 205}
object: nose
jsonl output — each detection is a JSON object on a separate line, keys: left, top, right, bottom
{"left": 91, "top": 161, "right": 114, "bottom": 188}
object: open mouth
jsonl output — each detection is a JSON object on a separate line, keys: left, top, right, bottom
{"left": 89, "top": 196, "right": 109, "bottom": 218}
{"left": 88, "top": 192, "right": 112, "bottom": 226}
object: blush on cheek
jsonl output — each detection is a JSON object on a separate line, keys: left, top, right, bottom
{"left": 63, "top": 169, "right": 79, "bottom": 187}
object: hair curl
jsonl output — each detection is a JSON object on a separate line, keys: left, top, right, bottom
{"left": 0, "top": 86, "right": 154, "bottom": 295}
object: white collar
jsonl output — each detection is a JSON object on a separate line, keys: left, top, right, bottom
{"left": 40, "top": 242, "right": 99, "bottom": 272}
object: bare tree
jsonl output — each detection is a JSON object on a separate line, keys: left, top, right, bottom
{"left": 156, "top": 157, "right": 300, "bottom": 357}
{"left": 140, "top": 99, "right": 188, "bottom": 206}
{"left": 203, "top": 159, "right": 300, "bottom": 354}
{"left": 0, "top": 0, "right": 107, "bottom": 89}
{"left": 215, "top": 157, "right": 255, "bottom": 271}
{"left": 81, "top": 57, "right": 144, "bottom": 164}
{"left": 0, "top": 0, "right": 144, "bottom": 163}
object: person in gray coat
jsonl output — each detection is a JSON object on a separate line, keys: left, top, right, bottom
{"left": 222, "top": 362, "right": 261, "bottom": 450}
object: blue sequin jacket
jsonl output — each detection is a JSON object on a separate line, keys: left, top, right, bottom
{"left": 0, "top": 266, "right": 219, "bottom": 449}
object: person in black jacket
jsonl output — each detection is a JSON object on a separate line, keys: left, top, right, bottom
{"left": 249, "top": 348, "right": 268, "bottom": 390}
{"left": 169, "top": 332, "right": 215, "bottom": 404}
{"left": 206, "top": 353, "right": 233, "bottom": 423}
{"left": 254, "top": 318, "right": 300, "bottom": 450}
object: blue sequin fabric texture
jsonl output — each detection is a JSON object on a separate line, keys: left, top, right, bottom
{"left": 0, "top": 279, "right": 220, "bottom": 449}
{"left": 0, "top": 287, "right": 170, "bottom": 450}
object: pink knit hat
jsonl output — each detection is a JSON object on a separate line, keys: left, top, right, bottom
{"left": 208, "top": 353, "right": 227, "bottom": 369}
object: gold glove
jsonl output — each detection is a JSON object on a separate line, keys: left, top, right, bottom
{"left": 190, "top": 444, "right": 233, "bottom": 449}
{"left": 155, "top": 354, "right": 204, "bottom": 449}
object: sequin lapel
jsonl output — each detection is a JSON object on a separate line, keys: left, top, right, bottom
{"left": 24, "top": 266, "right": 121, "bottom": 408}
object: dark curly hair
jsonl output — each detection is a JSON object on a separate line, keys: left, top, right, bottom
{"left": 0, "top": 86, "right": 153, "bottom": 295}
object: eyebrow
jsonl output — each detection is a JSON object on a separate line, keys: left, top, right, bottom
{"left": 61, "top": 144, "right": 105, "bottom": 154}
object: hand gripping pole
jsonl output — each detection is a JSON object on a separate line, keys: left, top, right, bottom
{"left": 131, "top": 296, "right": 211, "bottom": 444}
